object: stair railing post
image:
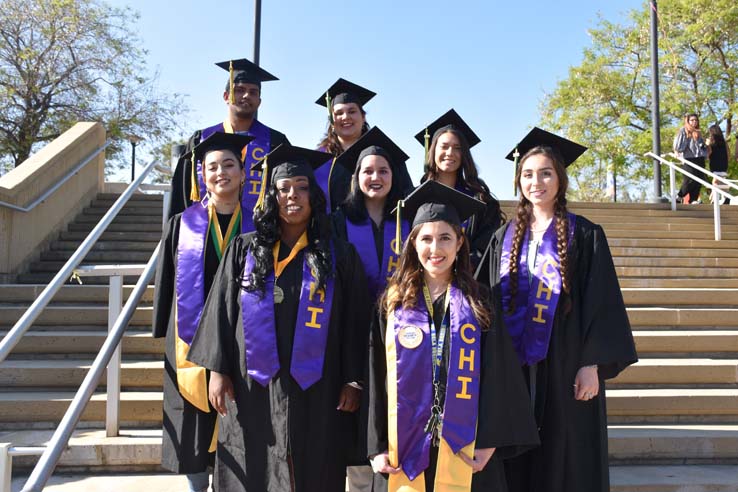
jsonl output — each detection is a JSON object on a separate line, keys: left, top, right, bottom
{"left": 669, "top": 165, "right": 676, "bottom": 211}
{"left": 0, "top": 443, "right": 11, "bottom": 492}
{"left": 713, "top": 194, "right": 722, "bottom": 241}
{"left": 106, "top": 274, "right": 123, "bottom": 437}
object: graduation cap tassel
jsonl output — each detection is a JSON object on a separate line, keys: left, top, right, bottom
{"left": 325, "top": 92, "right": 332, "bottom": 123}
{"left": 229, "top": 60, "right": 235, "bottom": 104}
{"left": 189, "top": 151, "right": 200, "bottom": 202}
{"left": 255, "top": 156, "right": 269, "bottom": 210}
{"left": 394, "top": 199, "right": 404, "bottom": 255}
{"left": 423, "top": 128, "right": 430, "bottom": 170}
{"left": 512, "top": 148, "right": 520, "bottom": 196}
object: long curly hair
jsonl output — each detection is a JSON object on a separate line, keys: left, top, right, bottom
{"left": 241, "top": 178, "right": 333, "bottom": 295}
{"left": 422, "top": 127, "right": 504, "bottom": 221}
{"left": 507, "top": 145, "right": 572, "bottom": 315}
{"left": 342, "top": 154, "right": 405, "bottom": 223}
{"left": 317, "top": 103, "right": 371, "bottom": 156}
{"left": 380, "top": 221, "right": 492, "bottom": 330}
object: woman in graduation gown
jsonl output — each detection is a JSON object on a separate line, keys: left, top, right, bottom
{"left": 481, "top": 129, "right": 638, "bottom": 492}
{"left": 316, "top": 78, "right": 413, "bottom": 211}
{"left": 153, "top": 132, "right": 253, "bottom": 492}
{"left": 330, "top": 127, "right": 414, "bottom": 492}
{"left": 415, "top": 109, "right": 504, "bottom": 269}
{"left": 187, "top": 144, "right": 371, "bottom": 492}
{"left": 367, "top": 180, "right": 539, "bottom": 492}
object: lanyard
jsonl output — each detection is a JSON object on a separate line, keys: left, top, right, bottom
{"left": 273, "top": 231, "right": 308, "bottom": 278}
{"left": 208, "top": 204, "right": 242, "bottom": 261}
{"left": 422, "top": 283, "right": 451, "bottom": 382}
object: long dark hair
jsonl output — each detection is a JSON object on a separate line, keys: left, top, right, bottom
{"left": 422, "top": 127, "right": 503, "bottom": 221}
{"left": 242, "top": 178, "right": 333, "bottom": 295}
{"left": 708, "top": 124, "right": 726, "bottom": 148}
{"left": 318, "top": 103, "right": 371, "bottom": 156}
{"left": 380, "top": 221, "right": 491, "bottom": 330}
{"left": 507, "top": 145, "right": 572, "bottom": 315}
{"left": 342, "top": 154, "right": 404, "bottom": 223}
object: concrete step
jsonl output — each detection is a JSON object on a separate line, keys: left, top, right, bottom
{"left": 608, "top": 424, "right": 738, "bottom": 463}
{"left": 75, "top": 214, "right": 162, "bottom": 225}
{"left": 0, "top": 360, "right": 162, "bottom": 388}
{"left": 615, "top": 257, "right": 738, "bottom": 268}
{"left": 627, "top": 307, "right": 738, "bottom": 327}
{"left": 605, "top": 229, "right": 738, "bottom": 240}
{"left": 610, "top": 465, "right": 738, "bottom": 492}
{"left": 68, "top": 223, "right": 161, "bottom": 233}
{"left": 634, "top": 330, "right": 738, "bottom": 353}
{"left": 96, "top": 193, "right": 164, "bottom": 203}
{"left": 41, "top": 251, "right": 155, "bottom": 263}
{"left": 0, "top": 284, "right": 155, "bottom": 303}
{"left": 0, "top": 330, "right": 163, "bottom": 355}
{"left": 620, "top": 278, "right": 738, "bottom": 288}
{"left": 50, "top": 240, "right": 159, "bottom": 252}
{"left": 0, "top": 305, "right": 152, "bottom": 326}
{"left": 83, "top": 206, "right": 162, "bottom": 217}
{"left": 0, "top": 391, "right": 162, "bottom": 424}
{"left": 609, "top": 238, "right": 738, "bottom": 249}
{"left": 16, "top": 273, "right": 152, "bottom": 285}
{"left": 28, "top": 261, "right": 147, "bottom": 273}
{"left": 59, "top": 231, "right": 163, "bottom": 242}
{"left": 607, "top": 389, "right": 738, "bottom": 418}
{"left": 612, "top": 359, "right": 738, "bottom": 385}
{"left": 616, "top": 266, "right": 738, "bottom": 278}
{"left": 611, "top": 246, "right": 738, "bottom": 258}
{"left": 622, "top": 288, "right": 738, "bottom": 306}
{"left": 11, "top": 473, "right": 187, "bottom": 491}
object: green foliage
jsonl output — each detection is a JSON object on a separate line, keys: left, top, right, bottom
{"left": 540, "top": 0, "right": 738, "bottom": 201}
{"left": 0, "top": 0, "right": 188, "bottom": 174}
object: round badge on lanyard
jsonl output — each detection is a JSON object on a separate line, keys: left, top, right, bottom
{"left": 398, "top": 325, "right": 423, "bottom": 349}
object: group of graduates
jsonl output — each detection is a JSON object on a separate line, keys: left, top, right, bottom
{"left": 153, "top": 58, "right": 638, "bottom": 492}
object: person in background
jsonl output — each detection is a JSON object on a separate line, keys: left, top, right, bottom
{"left": 673, "top": 113, "right": 708, "bottom": 204}
{"left": 706, "top": 124, "right": 730, "bottom": 204}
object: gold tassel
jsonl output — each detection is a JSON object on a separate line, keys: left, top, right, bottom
{"left": 189, "top": 151, "right": 199, "bottom": 202}
{"left": 255, "top": 156, "right": 269, "bottom": 210}
{"left": 423, "top": 128, "right": 430, "bottom": 169}
{"left": 325, "top": 92, "right": 332, "bottom": 122}
{"left": 394, "top": 200, "right": 404, "bottom": 255}
{"left": 229, "top": 60, "right": 235, "bottom": 104}
{"left": 513, "top": 147, "right": 520, "bottom": 196}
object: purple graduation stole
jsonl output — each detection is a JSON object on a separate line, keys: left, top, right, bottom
{"left": 499, "top": 213, "right": 576, "bottom": 366}
{"left": 240, "top": 246, "right": 336, "bottom": 390}
{"left": 389, "top": 284, "right": 480, "bottom": 481}
{"left": 345, "top": 218, "right": 409, "bottom": 301}
{"left": 315, "top": 146, "right": 335, "bottom": 213}
{"left": 197, "top": 120, "right": 271, "bottom": 232}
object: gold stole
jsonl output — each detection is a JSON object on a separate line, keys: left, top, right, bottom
{"left": 386, "top": 313, "right": 477, "bottom": 492}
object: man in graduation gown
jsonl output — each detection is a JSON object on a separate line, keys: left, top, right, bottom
{"left": 168, "top": 58, "right": 290, "bottom": 220}
{"left": 187, "top": 145, "right": 371, "bottom": 492}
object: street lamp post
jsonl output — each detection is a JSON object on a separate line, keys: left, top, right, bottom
{"left": 129, "top": 135, "right": 143, "bottom": 182}
{"left": 650, "top": 0, "right": 662, "bottom": 200}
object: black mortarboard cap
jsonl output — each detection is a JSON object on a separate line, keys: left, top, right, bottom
{"left": 185, "top": 132, "right": 254, "bottom": 201}
{"left": 250, "top": 144, "right": 332, "bottom": 209}
{"left": 335, "top": 127, "right": 409, "bottom": 175}
{"left": 398, "top": 180, "right": 485, "bottom": 229}
{"left": 414, "top": 109, "right": 482, "bottom": 155}
{"left": 505, "top": 127, "right": 587, "bottom": 167}
{"left": 315, "top": 78, "right": 376, "bottom": 111}
{"left": 215, "top": 58, "right": 278, "bottom": 103}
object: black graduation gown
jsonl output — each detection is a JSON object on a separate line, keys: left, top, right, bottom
{"left": 480, "top": 216, "right": 638, "bottom": 492}
{"left": 152, "top": 211, "right": 235, "bottom": 473}
{"left": 187, "top": 233, "right": 371, "bottom": 492}
{"left": 465, "top": 189, "right": 503, "bottom": 270}
{"left": 168, "top": 125, "right": 289, "bottom": 218}
{"left": 367, "top": 290, "right": 540, "bottom": 492}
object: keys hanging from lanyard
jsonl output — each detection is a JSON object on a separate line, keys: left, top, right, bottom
{"left": 421, "top": 282, "right": 451, "bottom": 442}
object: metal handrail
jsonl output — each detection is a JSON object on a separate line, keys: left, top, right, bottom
{"left": 0, "top": 159, "right": 160, "bottom": 363}
{"left": 0, "top": 140, "right": 112, "bottom": 212}
{"left": 646, "top": 152, "right": 736, "bottom": 240}
{"left": 667, "top": 152, "right": 738, "bottom": 194}
{"left": 20, "top": 243, "right": 160, "bottom": 492}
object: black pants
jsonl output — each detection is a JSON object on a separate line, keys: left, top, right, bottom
{"left": 678, "top": 156, "right": 705, "bottom": 202}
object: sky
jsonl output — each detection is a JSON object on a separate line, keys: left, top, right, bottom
{"left": 110, "top": 0, "right": 644, "bottom": 199}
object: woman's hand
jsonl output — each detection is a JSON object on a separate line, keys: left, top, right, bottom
{"left": 573, "top": 365, "right": 599, "bottom": 401}
{"left": 209, "top": 371, "right": 235, "bottom": 416}
{"left": 370, "top": 452, "right": 402, "bottom": 474}
{"left": 458, "top": 447, "right": 496, "bottom": 473}
{"left": 336, "top": 384, "right": 361, "bottom": 412}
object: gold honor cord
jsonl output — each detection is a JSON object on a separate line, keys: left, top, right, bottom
{"left": 272, "top": 231, "right": 309, "bottom": 304}
{"left": 208, "top": 203, "right": 242, "bottom": 261}
{"left": 229, "top": 60, "right": 235, "bottom": 104}
{"left": 394, "top": 200, "right": 404, "bottom": 255}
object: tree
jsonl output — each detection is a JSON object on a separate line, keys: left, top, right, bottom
{"left": 540, "top": 0, "right": 738, "bottom": 200}
{"left": 0, "top": 0, "right": 187, "bottom": 173}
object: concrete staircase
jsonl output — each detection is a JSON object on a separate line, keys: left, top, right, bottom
{"left": 1, "top": 199, "right": 738, "bottom": 491}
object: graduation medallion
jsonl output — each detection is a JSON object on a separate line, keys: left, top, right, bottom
{"left": 398, "top": 325, "right": 423, "bottom": 349}
{"left": 274, "top": 285, "right": 285, "bottom": 304}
